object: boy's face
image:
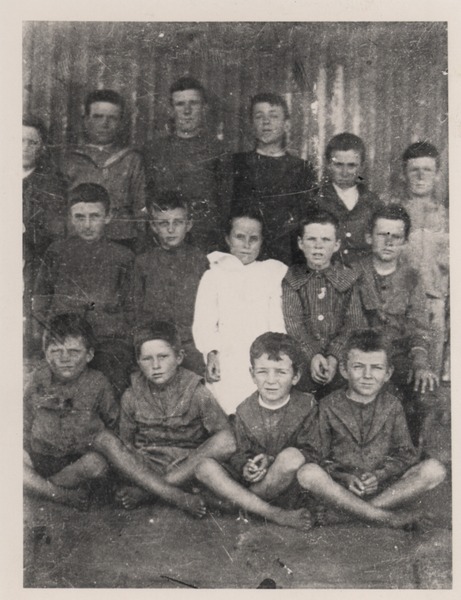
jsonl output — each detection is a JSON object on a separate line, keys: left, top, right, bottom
{"left": 138, "top": 339, "right": 183, "bottom": 386}
{"left": 23, "top": 126, "right": 43, "bottom": 169}
{"left": 405, "top": 157, "right": 439, "bottom": 198}
{"left": 85, "top": 101, "right": 122, "bottom": 146}
{"left": 252, "top": 102, "right": 289, "bottom": 148}
{"left": 366, "top": 218, "right": 406, "bottom": 263}
{"left": 298, "top": 223, "right": 340, "bottom": 270}
{"left": 340, "top": 349, "right": 393, "bottom": 401}
{"left": 45, "top": 336, "right": 94, "bottom": 382}
{"left": 251, "top": 353, "right": 300, "bottom": 405}
{"left": 70, "top": 201, "right": 111, "bottom": 242}
{"left": 171, "top": 89, "right": 204, "bottom": 138}
{"left": 226, "top": 217, "right": 263, "bottom": 265}
{"left": 328, "top": 150, "right": 362, "bottom": 189}
{"left": 150, "top": 207, "right": 192, "bottom": 250}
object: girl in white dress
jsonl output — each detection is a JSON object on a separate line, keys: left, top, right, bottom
{"left": 193, "top": 210, "right": 288, "bottom": 414}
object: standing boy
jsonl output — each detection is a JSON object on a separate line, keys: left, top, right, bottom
{"left": 63, "top": 89, "right": 146, "bottom": 252}
{"left": 195, "top": 332, "right": 317, "bottom": 529}
{"left": 390, "top": 142, "right": 448, "bottom": 376}
{"left": 146, "top": 77, "right": 229, "bottom": 251}
{"left": 116, "top": 321, "right": 235, "bottom": 510}
{"left": 355, "top": 203, "right": 439, "bottom": 440}
{"left": 297, "top": 329, "right": 446, "bottom": 528}
{"left": 282, "top": 210, "right": 365, "bottom": 394}
{"left": 231, "top": 93, "right": 317, "bottom": 264}
{"left": 33, "top": 183, "right": 135, "bottom": 396}
{"left": 314, "top": 132, "right": 381, "bottom": 266}
{"left": 133, "top": 191, "right": 208, "bottom": 375}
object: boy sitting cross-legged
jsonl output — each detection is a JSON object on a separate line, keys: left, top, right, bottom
{"left": 297, "top": 329, "right": 446, "bottom": 529}
{"left": 116, "top": 321, "right": 236, "bottom": 511}
{"left": 194, "top": 332, "right": 318, "bottom": 530}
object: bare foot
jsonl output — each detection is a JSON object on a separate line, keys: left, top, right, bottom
{"left": 175, "top": 491, "right": 207, "bottom": 519}
{"left": 388, "top": 508, "right": 431, "bottom": 530}
{"left": 57, "top": 487, "right": 90, "bottom": 511}
{"left": 271, "top": 507, "right": 312, "bottom": 531}
{"left": 115, "top": 485, "right": 153, "bottom": 510}
{"left": 313, "top": 503, "right": 327, "bottom": 527}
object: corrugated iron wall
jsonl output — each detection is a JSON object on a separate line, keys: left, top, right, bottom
{"left": 23, "top": 21, "right": 448, "bottom": 197}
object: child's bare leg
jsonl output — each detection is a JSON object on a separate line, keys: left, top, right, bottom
{"left": 23, "top": 455, "right": 88, "bottom": 510}
{"left": 195, "top": 457, "right": 312, "bottom": 530}
{"left": 49, "top": 452, "right": 108, "bottom": 488}
{"left": 92, "top": 430, "right": 206, "bottom": 518}
{"left": 250, "top": 447, "right": 305, "bottom": 500}
{"left": 297, "top": 463, "right": 423, "bottom": 528}
{"left": 165, "top": 429, "right": 236, "bottom": 487}
{"left": 370, "top": 459, "right": 446, "bottom": 510}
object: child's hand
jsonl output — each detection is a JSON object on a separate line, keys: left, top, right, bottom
{"left": 242, "top": 455, "right": 269, "bottom": 483}
{"left": 359, "top": 472, "right": 379, "bottom": 496}
{"left": 341, "top": 473, "right": 366, "bottom": 496}
{"left": 325, "top": 355, "right": 338, "bottom": 383}
{"left": 409, "top": 367, "right": 439, "bottom": 393}
{"left": 206, "top": 351, "right": 221, "bottom": 382}
{"left": 311, "top": 354, "right": 330, "bottom": 384}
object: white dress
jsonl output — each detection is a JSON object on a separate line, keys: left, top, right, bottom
{"left": 193, "top": 252, "right": 288, "bottom": 414}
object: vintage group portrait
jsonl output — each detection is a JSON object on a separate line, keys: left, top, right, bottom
{"left": 18, "top": 13, "right": 454, "bottom": 592}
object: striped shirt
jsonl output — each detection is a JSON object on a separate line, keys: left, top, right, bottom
{"left": 282, "top": 262, "right": 366, "bottom": 363}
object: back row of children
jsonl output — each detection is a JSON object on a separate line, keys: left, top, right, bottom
{"left": 24, "top": 315, "right": 446, "bottom": 530}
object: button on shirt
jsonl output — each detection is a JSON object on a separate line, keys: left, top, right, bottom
{"left": 282, "top": 263, "right": 366, "bottom": 363}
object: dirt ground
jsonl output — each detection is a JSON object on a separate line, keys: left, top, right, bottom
{"left": 24, "top": 384, "right": 452, "bottom": 589}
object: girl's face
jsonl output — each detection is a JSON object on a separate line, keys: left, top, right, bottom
{"left": 226, "top": 217, "right": 263, "bottom": 265}
{"left": 22, "top": 126, "right": 43, "bottom": 170}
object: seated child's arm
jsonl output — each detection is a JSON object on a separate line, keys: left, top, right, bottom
{"left": 198, "top": 386, "right": 232, "bottom": 436}
{"left": 296, "top": 400, "right": 321, "bottom": 464}
{"left": 119, "top": 389, "right": 137, "bottom": 446}
{"left": 229, "top": 413, "right": 266, "bottom": 477}
{"left": 96, "top": 376, "right": 120, "bottom": 431}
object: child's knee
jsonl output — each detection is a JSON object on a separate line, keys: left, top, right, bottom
{"left": 212, "top": 429, "right": 237, "bottom": 456}
{"left": 195, "top": 457, "right": 218, "bottom": 481}
{"left": 297, "top": 462, "right": 324, "bottom": 488}
{"left": 419, "top": 458, "right": 446, "bottom": 489}
{"left": 81, "top": 452, "right": 109, "bottom": 480}
{"left": 277, "top": 447, "right": 305, "bottom": 472}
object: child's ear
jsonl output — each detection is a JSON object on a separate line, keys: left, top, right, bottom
{"left": 339, "top": 361, "right": 349, "bottom": 380}
{"left": 365, "top": 232, "right": 373, "bottom": 246}
{"left": 186, "top": 218, "right": 193, "bottom": 233}
{"left": 104, "top": 212, "right": 112, "bottom": 225}
{"left": 86, "top": 348, "right": 95, "bottom": 363}
{"left": 225, "top": 234, "right": 230, "bottom": 249}
{"left": 292, "top": 370, "right": 301, "bottom": 386}
{"left": 283, "top": 119, "right": 291, "bottom": 136}
{"left": 297, "top": 236, "right": 303, "bottom": 250}
{"left": 384, "top": 365, "right": 394, "bottom": 382}
{"left": 176, "top": 349, "right": 185, "bottom": 366}
{"left": 333, "top": 238, "right": 341, "bottom": 253}
{"left": 249, "top": 367, "right": 256, "bottom": 383}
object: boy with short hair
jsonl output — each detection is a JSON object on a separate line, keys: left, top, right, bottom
{"left": 355, "top": 203, "right": 439, "bottom": 441}
{"left": 391, "top": 142, "right": 448, "bottom": 376}
{"left": 116, "top": 321, "right": 236, "bottom": 510}
{"left": 195, "top": 332, "right": 317, "bottom": 529}
{"left": 33, "top": 183, "right": 135, "bottom": 396}
{"left": 146, "top": 77, "right": 229, "bottom": 251}
{"left": 314, "top": 132, "right": 381, "bottom": 266}
{"left": 63, "top": 89, "right": 146, "bottom": 252}
{"left": 282, "top": 210, "right": 365, "bottom": 394}
{"left": 133, "top": 191, "right": 208, "bottom": 375}
{"left": 297, "top": 329, "right": 446, "bottom": 528}
{"left": 24, "top": 314, "right": 119, "bottom": 509}
{"left": 231, "top": 92, "right": 317, "bottom": 264}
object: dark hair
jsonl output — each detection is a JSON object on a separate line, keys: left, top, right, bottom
{"left": 402, "top": 141, "right": 440, "bottom": 169}
{"left": 297, "top": 209, "right": 340, "bottom": 239}
{"left": 342, "top": 329, "right": 393, "bottom": 366}
{"left": 84, "top": 89, "right": 125, "bottom": 117}
{"left": 169, "top": 77, "right": 206, "bottom": 103}
{"left": 133, "top": 321, "right": 182, "bottom": 359}
{"left": 225, "top": 207, "right": 265, "bottom": 237}
{"left": 250, "top": 93, "right": 290, "bottom": 120}
{"left": 23, "top": 115, "right": 48, "bottom": 145}
{"left": 146, "top": 189, "right": 190, "bottom": 217}
{"left": 250, "top": 332, "right": 304, "bottom": 376}
{"left": 325, "top": 132, "right": 366, "bottom": 163}
{"left": 43, "top": 313, "right": 96, "bottom": 351}
{"left": 68, "top": 183, "right": 111, "bottom": 215}
{"left": 368, "top": 203, "right": 411, "bottom": 240}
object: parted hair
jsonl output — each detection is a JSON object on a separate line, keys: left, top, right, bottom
{"left": 342, "top": 329, "right": 394, "bottom": 366}
{"left": 250, "top": 332, "right": 304, "bottom": 376}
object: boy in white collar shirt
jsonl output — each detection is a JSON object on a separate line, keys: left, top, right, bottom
{"left": 315, "top": 132, "right": 381, "bottom": 266}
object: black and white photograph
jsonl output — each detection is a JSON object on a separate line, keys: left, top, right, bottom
{"left": 11, "top": 1, "right": 458, "bottom": 591}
